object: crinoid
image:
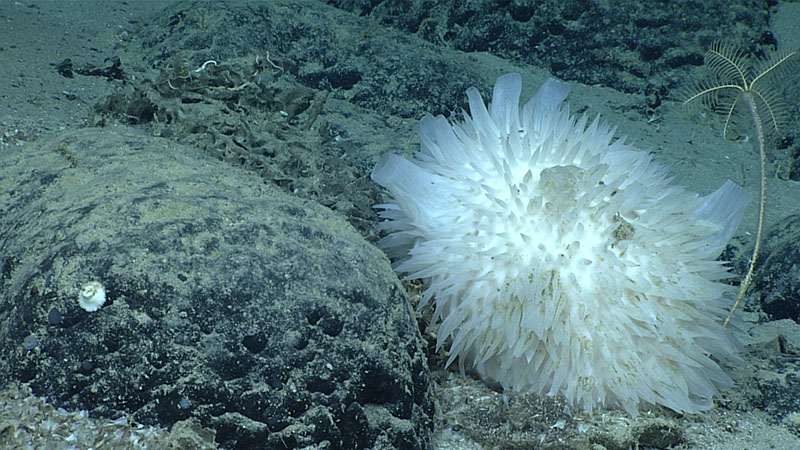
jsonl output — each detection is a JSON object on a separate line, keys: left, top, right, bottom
{"left": 683, "top": 41, "right": 799, "bottom": 326}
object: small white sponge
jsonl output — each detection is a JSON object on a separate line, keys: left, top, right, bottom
{"left": 78, "top": 281, "right": 106, "bottom": 312}
{"left": 372, "top": 73, "right": 750, "bottom": 416}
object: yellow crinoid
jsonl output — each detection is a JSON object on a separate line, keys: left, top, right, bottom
{"left": 683, "top": 41, "right": 799, "bottom": 326}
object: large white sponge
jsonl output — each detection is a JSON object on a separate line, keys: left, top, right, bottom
{"left": 372, "top": 73, "right": 749, "bottom": 416}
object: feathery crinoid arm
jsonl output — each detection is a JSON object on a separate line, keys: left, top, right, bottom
{"left": 749, "top": 47, "right": 800, "bottom": 136}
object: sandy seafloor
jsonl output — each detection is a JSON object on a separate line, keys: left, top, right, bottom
{"left": 2, "top": 0, "right": 800, "bottom": 449}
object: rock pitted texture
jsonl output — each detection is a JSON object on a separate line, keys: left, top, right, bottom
{"left": 0, "top": 128, "right": 433, "bottom": 449}
{"left": 327, "top": 0, "right": 771, "bottom": 94}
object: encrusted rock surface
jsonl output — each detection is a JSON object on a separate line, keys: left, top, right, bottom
{"left": 0, "top": 128, "right": 433, "bottom": 450}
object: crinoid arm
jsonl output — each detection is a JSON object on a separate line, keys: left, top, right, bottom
{"left": 705, "top": 40, "right": 750, "bottom": 87}
{"left": 749, "top": 46, "right": 800, "bottom": 136}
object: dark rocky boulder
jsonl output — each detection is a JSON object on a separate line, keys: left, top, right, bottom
{"left": 0, "top": 128, "right": 433, "bottom": 449}
{"left": 753, "top": 214, "right": 800, "bottom": 322}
